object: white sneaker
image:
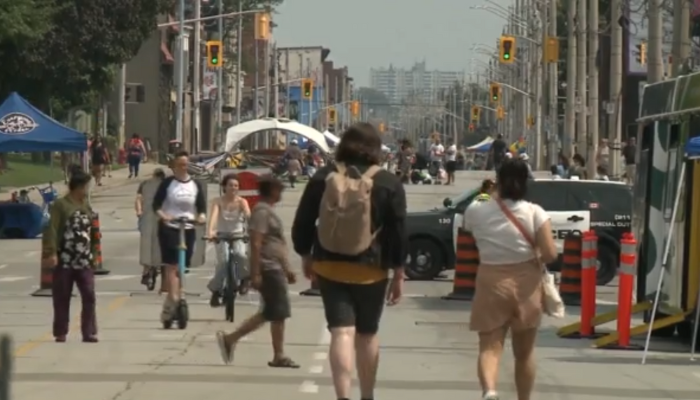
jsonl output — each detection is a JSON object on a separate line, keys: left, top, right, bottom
{"left": 483, "top": 391, "right": 499, "bottom": 400}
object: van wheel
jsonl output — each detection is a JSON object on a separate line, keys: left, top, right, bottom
{"left": 405, "top": 238, "right": 444, "bottom": 280}
{"left": 596, "top": 241, "right": 618, "bottom": 286}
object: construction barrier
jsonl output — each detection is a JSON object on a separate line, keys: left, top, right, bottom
{"left": 558, "top": 230, "right": 605, "bottom": 339}
{"left": 300, "top": 278, "right": 321, "bottom": 296}
{"left": 443, "top": 229, "right": 478, "bottom": 301}
{"left": 91, "top": 213, "right": 110, "bottom": 275}
{"left": 594, "top": 233, "right": 644, "bottom": 350}
{"left": 559, "top": 233, "right": 582, "bottom": 306}
{"left": 31, "top": 257, "right": 53, "bottom": 297}
{"left": 558, "top": 231, "right": 657, "bottom": 342}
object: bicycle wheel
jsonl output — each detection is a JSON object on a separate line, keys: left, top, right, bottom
{"left": 224, "top": 258, "right": 237, "bottom": 322}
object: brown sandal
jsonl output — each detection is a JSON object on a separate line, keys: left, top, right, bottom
{"left": 267, "top": 357, "right": 300, "bottom": 368}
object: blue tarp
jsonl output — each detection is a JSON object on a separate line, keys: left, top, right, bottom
{"left": 686, "top": 136, "right": 700, "bottom": 157}
{"left": 0, "top": 92, "right": 87, "bottom": 153}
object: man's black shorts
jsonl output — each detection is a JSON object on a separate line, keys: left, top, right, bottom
{"left": 445, "top": 160, "right": 457, "bottom": 173}
{"left": 259, "top": 270, "right": 291, "bottom": 322}
{"left": 317, "top": 275, "right": 388, "bottom": 335}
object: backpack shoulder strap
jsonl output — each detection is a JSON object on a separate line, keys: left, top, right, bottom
{"left": 334, "top": 162, "right": 346, "bottom": 175}
{"left": 362, "top": 165, "right": 382, "bottom": 179}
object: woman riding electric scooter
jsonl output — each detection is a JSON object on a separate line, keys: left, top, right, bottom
{"left": 152, "top": 151, "right": 207, "bottom": 325}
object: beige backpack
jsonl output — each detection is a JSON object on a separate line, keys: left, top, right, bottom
{"left": 317, "top": 163, "right": 381, "bottom": 255}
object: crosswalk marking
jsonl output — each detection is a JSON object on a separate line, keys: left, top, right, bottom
{"left": 0, "top": 264, "right": 7, "bottom": 270}
{"left": 0, "top": 276, "right": 31, "bottom": 283}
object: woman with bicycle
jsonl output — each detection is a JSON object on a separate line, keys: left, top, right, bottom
{"left": 206, "top": 173, "right": 251, "bottom": 307}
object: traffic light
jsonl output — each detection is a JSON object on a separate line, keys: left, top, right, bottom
{"left": 378, "top": 122, "right": 385, "bottom": 133}
{"left": 302, "top": 79, "right": 313, "bottom": 100}
{"left": 544, "top": 36, "right": 560, "bottom": 63}
{"left": 471, "top": 106, "right": 481, "bottom": 121}
{"left": 635, "top": 41, "right": 647, "bottom": 65}
{"left": 490, "top": 83, "right": 501, "bottom": 104}
{"left": 496, "top": 106, "right": 505, "bottom": 120}
{"left": 351, "top": 100, "right": 360, "bottom": 116}
{"left": 328, "top": 108, "right": 336, "bottom": 124}
{"left": 499, "top": 36, "right": 516, "bottom": 64}
{"left": 254, "top": 12, "right": 271, "bottom": 40}
{"left": 206, "top": 41, "right": 222, "bottom": 67}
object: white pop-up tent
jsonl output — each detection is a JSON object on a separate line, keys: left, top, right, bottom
{"left": 224, "top": 118, "right": 330, "bottom": 153}
{"left": 323, "top": 130, "right": 340, "bottom": 146}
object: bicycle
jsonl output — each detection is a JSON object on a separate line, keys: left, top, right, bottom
{"left": 204, "top": 232, "right": 249, "bottom": 322}
{"left": 162, "top": 217, "right": 199, "bottom": 330}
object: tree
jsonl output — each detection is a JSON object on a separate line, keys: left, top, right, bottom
{"left": 0, "top": 0, "right": 172, "bottom": 116}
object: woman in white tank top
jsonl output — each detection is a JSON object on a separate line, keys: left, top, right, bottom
{"left": 463, "top": 159, "right": 557, "bottom": 400}
{"left": 206, "top": 174, "right": 251, "bottom": 306}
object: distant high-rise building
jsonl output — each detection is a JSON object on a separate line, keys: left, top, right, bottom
{"left": 369, "top": 62, "right": 466, "bottom": 104}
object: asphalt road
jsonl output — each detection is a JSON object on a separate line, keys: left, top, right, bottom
{"left": 1, "top": 171, "right": 699, "bottom": 399}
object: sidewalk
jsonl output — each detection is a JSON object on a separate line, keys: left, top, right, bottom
{"left": 2, "top": 163, "right": 163, "bottom": 203}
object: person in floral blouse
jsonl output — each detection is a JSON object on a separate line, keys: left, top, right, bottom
{"left": 41, "top": 171, "right": 99, "bottom": 343}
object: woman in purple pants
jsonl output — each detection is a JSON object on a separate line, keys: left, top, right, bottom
{"left": 41, "top": 171, "right": 99, "bottom": 343}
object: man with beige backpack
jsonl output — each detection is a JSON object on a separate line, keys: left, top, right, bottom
{"left": 292, "top": 122, "right": 408, "bottom": 400}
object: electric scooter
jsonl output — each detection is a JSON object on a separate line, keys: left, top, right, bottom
{"left": 162, "top": 217, "right": 197, "bottom": 330}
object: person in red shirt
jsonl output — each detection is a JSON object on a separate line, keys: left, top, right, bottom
{"left": 127, "top": 133, "right": 147, "bottom": 178}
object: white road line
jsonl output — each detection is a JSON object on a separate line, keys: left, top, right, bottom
{"left": 308, "top": 365, "right": 323, "bottom": 374}
{"left": 0, "top": 276, "right": 30, "bottom": 283}
{"left": 97, "top": 275, "right": 140, "bottom": 281}
{"left": 25, "top": 251, "right": 37, "bottom": 258}
{"left": 596, "top": 298, "right": 618, "bottom": 306}
{"left": 692, "top": 372, "right": 700, "bottom": 379}
{"left": 298, "top": 381, "right": 319, "bottom": 394}
{"left": 0, "top": 264, "right": 7, "bottom": 270}
{"left": 313, "top": 352, "right": 328, "bottom": 361}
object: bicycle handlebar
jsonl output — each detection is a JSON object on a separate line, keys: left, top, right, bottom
{"left": 203, "top": 234, "right": 250, "bottom": 243}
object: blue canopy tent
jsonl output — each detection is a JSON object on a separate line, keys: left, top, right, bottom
{"left": 0, "top": 92, "right": 87, "bottom": 239}
{"left": 0, "top": 92, "right": 87, "bottom": 153}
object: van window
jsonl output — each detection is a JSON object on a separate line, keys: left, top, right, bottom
{"left": 567, "top": 182, "right": 632, "bottom": 211}
{"left": 525, "top": 182, "right": 569, "bottom": 211}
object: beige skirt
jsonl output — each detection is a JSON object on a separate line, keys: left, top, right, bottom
{"left": 469, "top": 260, "right": 543, "bottom": 333}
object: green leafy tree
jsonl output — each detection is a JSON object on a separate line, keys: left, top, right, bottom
{"left": 0, "top": 0, "right": 172, "bottom": 116}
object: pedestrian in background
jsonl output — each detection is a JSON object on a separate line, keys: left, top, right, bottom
{"left": 127, "top": 133, "right": 147, "bottom": 178}
{"left": 41, "top": 171, "right": 99, "bottom": 343}
{"left": 464, "top": 159, "right": 557, "bottom": 400}
{"left": 90, "top": 136, "right": 108, "bottom": 186}
{"left": 622, "top": 136, "right": 637, "bottom": 185}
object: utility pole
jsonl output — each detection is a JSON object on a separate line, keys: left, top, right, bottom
{"left": 671, "top": 0, "right": 690, "bottom": 77}
{"left": 564, "top": 0, "right": 577, "bottom": 157}
{"left": 216, "top": 0, "right": 224, "bottom": 146}
{"left": 587, "top": 0, "right": 599, "bottom": 179}
{"left": 576, "top": 0, "right": 587, "bottom": 158}
{"left": 647, "top": 0, "right": 664, "bottom": 83}
{"left": 263, "top": 38, "right": 270, "bottom": 147}
{"left": 193, "top": 0, "right": 201, "bottom": 152}
{"left": 234, "top": 0, "right": 243, "bottom": 125}
{"left": 547, "top": 0, "right": 558, "bottom": 167}
{"left": 273, "top": 42, "right": 280, "bottom": 119}
{"left": 174, "top": 0, "right": 186, "bottom": 143}
{"left": 609, "top": 0, "right": 623, "bottom": 178}
{"left": 117, "top": 64, "right": 126, "bottom": 148}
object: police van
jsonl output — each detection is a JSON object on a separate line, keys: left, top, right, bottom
{"left": 405, "top": 179, "right": 632, "bottom": 285}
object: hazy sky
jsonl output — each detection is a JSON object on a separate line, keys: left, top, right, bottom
{"left": 274, "top": 0, "right": 509, "bottom": 87}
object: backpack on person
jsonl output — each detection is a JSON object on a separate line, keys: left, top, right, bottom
{"left": 129, "top": 139, "right": 142, "bottom": 156}
{"left": 317, "top": 163, "right": 381, "bottom": 255}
